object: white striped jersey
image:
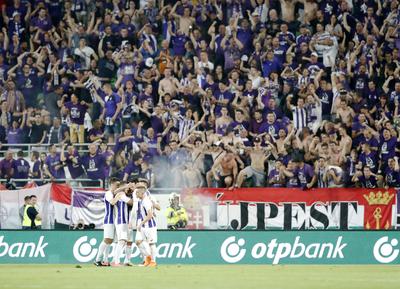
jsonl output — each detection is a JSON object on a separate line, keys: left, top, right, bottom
{"left": 178, "top": 117, "right": 195, "bottom": 140}
{"left": 317, "top": 169, "right": 328, "bottom": 188}
{"left": 136, "top": 196, "right": 157, "bottom": 228}
{"left": 104, "top": 190, "right": 115, "bottom": 224}
{"left": 291, "top": 107, "right": 307, "bottom": 130}
{"left": 115, "top": 194, "right": 132, "bottom": 225}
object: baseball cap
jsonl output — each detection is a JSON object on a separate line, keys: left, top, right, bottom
{"left": 252, "top": 11, "right": 260, "bottom": 16}
{"left": 254, "top": 137, "right": 261, "bottom": 143}
{"left": 311, "top": 52, "right": 318, "bottom": 57}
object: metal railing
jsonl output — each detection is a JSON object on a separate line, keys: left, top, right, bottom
{"left": 0, "top": 143, "right": 116, "bottom": 155}
{"left": 0, "top": 178, "right": 104, "bottom": 189}
{"left": 0, "top": 178, "right": 181, "bottom": 191}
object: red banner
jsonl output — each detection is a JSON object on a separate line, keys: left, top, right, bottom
{"left": 181, "top": 188, "right": 397, "bottom": 230}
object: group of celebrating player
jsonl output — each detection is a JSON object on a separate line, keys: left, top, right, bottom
{"left": 93, "top": 178, "right": 159, "bottom": 267}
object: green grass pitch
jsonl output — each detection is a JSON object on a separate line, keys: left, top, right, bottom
{"left": 0, "top": 265, "right": 399, "bottom": 289}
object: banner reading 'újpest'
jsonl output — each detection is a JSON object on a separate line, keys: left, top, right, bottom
{"left": 181, "top": 188, "right": 397, "bottom": 230}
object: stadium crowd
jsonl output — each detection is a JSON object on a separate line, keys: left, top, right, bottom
{"left": 0, "top": 0, "right": 399, "bottom": 189}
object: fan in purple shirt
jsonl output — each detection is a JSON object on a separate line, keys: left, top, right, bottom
{"left": 99, "top": 84, "right": 122, "bottom": 120}
{"left": 264, "top": 98, "right": 283, "bottom": 120}
{"left": 7, "top": 118, "right": 26, "bottom": 145}
{"left": 32, "top": 8, "right": 52, "bottom": 31}
{"left": 88, "top": 120, "right": 105, "bottom": 143}
{"left": 12, "top": 151, "right": 30, "bottom": 186}
{"left": 379, "top": 129, "right": 397, "bottom": 164}
{"left": 285, "top": 161, "right": 301, "bottom": 188}
{"left": 138, "top": 84, "right": 155, "bottom": 109}
{"left": 63, "top": 94, "right": 88, "bottom": 125}
{"left": 123, "top": 154, "right": 143, "bottom": 182}
{"left": 259, "top": 112, "right": 280, "bottom": 138}
{"left": 114, "top": 128, "right": 140, "bottom": 154}
{"left": 359, "top": 142, "right": 378, "bottom": 172}
{"left": 306, "top": 53, "right": 324, "bottom": 78}
{"left": 363, "top": 81, "right": 380, "bottom": 106}
{"left": 237, "top": 21, "right": 253, "bottom": 55}
{"left": 95, "top": 83, "right": 123, "bottom": 140}
{"left": 295, "top": 158, "right": 314, "bottom": 188}
{"left": 385, "top": 158, "right": 400, "bottom": 187}
{"left": 145, "top": 127, "right": 160, "bottom": 157}
{"left": 45, "top": 145, "right": 66, "bottom": 179}
{"left": 213, "top": 83, "right": 233, "bottom": 116}
{"left": 296, "top": 25, "right": 311, "bottom": 47}
{"left": 118, "top": 61, "right": 136, "bottom": 86}
{"left": 15, "top": 64, "right": 41, "bottom": 107}
{"left": 5, "top": 1, "right": 28, "bottom": 20}
{"left": 118, "top": 14, "right": 136, "bottom": 36}
{"left": 268, "top": 160, "right": 286, "bottom": 187}
{"left": 61, "top": 144, "right": 84, "bottom": 179}
{"left": 278, "top": 24, "right": 295, "bottom": 48}
{"left": 230, "top": 109, "right": 249, "bottom": 135}
{"left": 360, "top": 130, "right": 379, "bottom": 151}
{"left": 249, "top": 110, "right": 266, "bottom": 136}
{"left": 353, "top": 166, "right": 379, "bottom": 188}
{"left": 262, "top": 50, "right": 280, "bottom": 77}
{"left": 0, "top": 151, "right": 14, "bottom": 179}
{"left": 100, "top": 143, "right": 114, "bottom": 179}
{"left": 171, "top": 30, "right": 188, "bottom": 57}
{"left": 82, "top": 144, "right": 107, "bottom": 181}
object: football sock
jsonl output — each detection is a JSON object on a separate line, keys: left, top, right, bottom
{"left": 113, "top": 241, "right": 126, "bottom": 264}
{"left": 95, "top": 241, "right": 107, "bottom": 262}
{"left": 150, "top": 244, "right": 157, "bottom": 262}
{"left": 124, "top": 245, "right": 132, "bottom": 263}
{"left": 139, "top": 242, "right": 151, "bottom": 257}
{"left": 103, "top": 243, "right": 110, "bottom": 262}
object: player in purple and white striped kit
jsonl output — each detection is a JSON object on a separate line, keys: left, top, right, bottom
{"left": 133, "top": 182, "right": 158, "bottom": 267}
{"left": 110, "top": 183, "right": 134, "bottom": 267}
{"left": 93, "top": 178, "right": 133, "bottom": 267}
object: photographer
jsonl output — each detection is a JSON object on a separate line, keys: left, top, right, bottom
{"left": 165, "top": 193, "right": 188, "bottom": 230}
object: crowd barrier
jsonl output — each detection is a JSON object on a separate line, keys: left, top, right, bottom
{"left": 0, "top": 179, "right": 104, "bottom": 189}
{"left": 0, "top": 143, "right": 116, "bottom": 155}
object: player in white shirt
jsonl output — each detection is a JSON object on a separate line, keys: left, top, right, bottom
{"left": 133, "top": 182, "right": 158, "bottom": 267}
{"left": 94, "top": 178, "right": 131, "bottom": 266}
{"left": 135, "top": 179, "right": 160, "bottom": 265}
{"left": 122, "top": 184, "right": 135, "bottom": 266}
{"left": 110, "top": 182, "right": 135, "bottom": 267}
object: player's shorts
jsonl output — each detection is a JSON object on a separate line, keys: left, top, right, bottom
{"left": 103, "top": 224, "right": 115, "bottom": 240}
{"left": 135, "top": 227, "right": 158, "bottom": 243}
{"left": 115, "top": 223, "right": 129, "bottom": 241}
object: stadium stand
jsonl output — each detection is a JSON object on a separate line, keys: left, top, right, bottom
{"left": 0, "top": 0, "right": 398, "bottom": 190}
